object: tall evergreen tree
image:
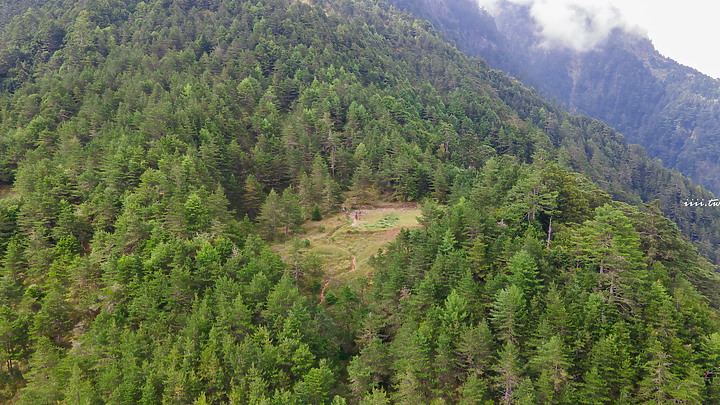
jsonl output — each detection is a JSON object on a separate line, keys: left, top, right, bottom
{"left": 259, "top": 189, "right": 282, "bottom": 239}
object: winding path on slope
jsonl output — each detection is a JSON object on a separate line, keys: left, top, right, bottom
{"left": 312, "top": 207, "right": 418, "bottom": 304}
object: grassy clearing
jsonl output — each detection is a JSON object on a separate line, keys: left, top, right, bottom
{"left": 359, "top": 213, "right": 398, "bottom": 231}
{"left": 272, "top": 204, "right": 421, "bottom": 299}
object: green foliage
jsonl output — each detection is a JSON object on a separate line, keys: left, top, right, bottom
{"left": 491, "top": 284, "right": 525, "bottom": 344}
{"left": 361, "top": 156, "right": 720, "bottom": 403}
{"left": 0, "top": 0, "right": 719, "bottom": 403}
{"left": 259, "top": 189, "right": 282, "bottom": 239}
{"left": 295, "top": 359, "right": 336, "bottom": 404}
{"left": 389, "top": 0, "right": 720, "bottom": 199}
{"left": 311, "top": 203, "right": 322, "bottom": 221}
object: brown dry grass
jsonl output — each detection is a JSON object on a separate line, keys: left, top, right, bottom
{"left": 272, "top": 203, "right": 421, "bottom": 300}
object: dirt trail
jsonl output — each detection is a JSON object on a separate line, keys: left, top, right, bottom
{"left": 313, "top": 206, "right": 418, "bottom": 305}
{"left": 350, "top": 211, "right": 360, "bottom": 227}
{"left": 320, "top": 247, "right": 357, "bottom": 304}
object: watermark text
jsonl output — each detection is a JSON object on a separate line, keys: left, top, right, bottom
{"left": 684, "top": 199, "right": 720, "bottom": 207}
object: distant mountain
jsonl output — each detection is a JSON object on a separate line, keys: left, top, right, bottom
{"left": 388, "top": 0, "right": 720, "bottom": 195}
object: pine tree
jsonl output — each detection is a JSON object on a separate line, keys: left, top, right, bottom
{"left": 242, "top": 174, "right": 265, "bottom": 219}
{"left": 491, "top": 284, "right": 525, "bottom": 344}
{"left": 322, "top": 179, "right": 339, "bottom": 212}
{"left": 493, "top": 342, "right": 522, "bottom": 405}
{"left": 431, "top": 166, "right": 450, "bottom": 202}
{"left": 184, "top": 192, "right": 211, "bottom": 234}
{"left": 247, "top": 366, "right": 269, "bottom": 405}
{"left": 467, "top": 237, "right": 490, "bottom": 278}
{"left": 359, "top": 388, "right": 391, "bottom": 405}
{"left": 637, "top": 339, "right": 702, "bottom": 404}
{"left": 295, "top": 359, "right": 336, "bottom": 405}
{"left": 441, "top": 290, "right": 468, "bottom": 331}
{"left": 457, "top": 320, "right": 493, "bottom": 375}
{"left": 579, "top": 366, "right": 609, "bottom": 405}
{"left": 311, "top": 203, "right": 322, "bottom": 221}
{"left": 18, "top": 337, "right": 64, "bottom": 403}
{"left": 350, "top": 160, "right": 376, "bottom": 205}
{"left": 289, "top": 237, "right": 310, "bottom": 286}
{"left": 542, "top": 286, "right": 569, "bottom": 337}
{"left": 259, "top": 189, "right": 282, "bottom": 239}
{"left": 65, "top": 361, "right": 101, "bottom": 404}
{"left": 530, "top": 335, "right": 570, "bottom": 403}
{"left": 298, "top": 171, "right": 314, "bottom": 216}
{"left": 438, "top": 228, "right": 457, "bottom": 255}
{"left": 572, "top": 204, "right": 646, "bottom": 311}
{"left": 458, "top": 372, "right": 492, "bottom": 404}
{"left": 2, "top": 238, "right": 25, "bottom": 275}
{"left": 513, "top": 378, "right": 537, "bottom": 405}
{"left": 505, "top": 169, "right": 558, "bottom": 224}
{"left": 507, "top": 249, "right": 540, "bottom": 299}
{"left": 310, "top": 155, "right": 329, "bottom": 203}
{"left": 280, "top": 187, "right": 303, "bottom": 235}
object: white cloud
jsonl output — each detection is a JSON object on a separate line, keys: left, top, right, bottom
{"left": 475, "top": 0, "right": 720, "bottom": 78}
{"left": 476, "top": 0, "right": 646, "bottom": 51}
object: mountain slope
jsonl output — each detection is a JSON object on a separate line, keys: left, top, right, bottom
{"left": 1, "top": 0, "right": 720, "bottom": 403}
{"left": 388, "top": 0, "right": 720, "bottom": 196}
{"left": 1, "top": 0, "right": 718, "bottom": 265}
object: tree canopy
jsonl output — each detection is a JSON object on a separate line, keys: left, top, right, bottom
{"left": 0, "top": 0, "right": 719, "bottom": 403}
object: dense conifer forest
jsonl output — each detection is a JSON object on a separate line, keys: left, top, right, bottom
{"left": 387, "top": 0, "right": 720, "bottom": 197}
{"left": 1, "top": 0, "right": 720, "bottom": 403}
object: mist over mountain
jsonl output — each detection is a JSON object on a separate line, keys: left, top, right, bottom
{"left": 389, "top": 0, "right": 720, "bottom": 195}
{"left": 478, "top": 0, "right": 644, "bottom": 51}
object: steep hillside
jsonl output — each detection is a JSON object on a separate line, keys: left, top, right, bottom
{"left": 1, "top": 0, "right": 720, "bottom": 403}
{"left": 388, "top": 0, "right": 720, "bottom": 196}
{"left": 0, "top": 0, "right": 718, "bottom": 263}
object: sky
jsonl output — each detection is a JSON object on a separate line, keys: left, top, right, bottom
{"left": 475, "top": 0, "right": 720, "bottom": 79}
{"left": 616, "top": 0, "right": 720, "bottom": 79}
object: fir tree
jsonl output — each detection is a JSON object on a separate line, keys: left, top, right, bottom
{"left": 311, "top": 203, "right": 322, "bottom": 221}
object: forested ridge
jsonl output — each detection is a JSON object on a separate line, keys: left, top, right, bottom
{"left": 386, "top": 0, "right": 720, "bottom": 197}
{"left": 1, "top": 0, "right": 720, "bottom": 403}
